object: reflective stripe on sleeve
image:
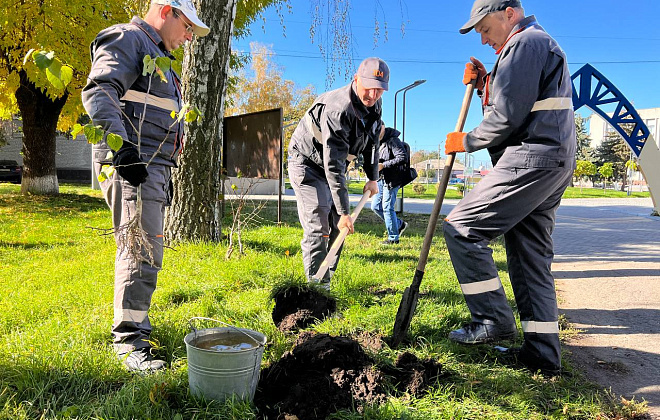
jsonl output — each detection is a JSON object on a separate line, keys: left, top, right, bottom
{"left": 305, "top": 113, "right": 323, "bottom": 143}
{"left": 114, "top": 308, "right": 148, "bottom": 324}
{"left": 121, "top": 89, "right": 180, "bottom": 113}
{"left": 521, "top": 320, "right": 559, "bottom": 334}
{"left": 460, "top": 277, "right": 502, "bottom": 295}
{"left": 531, "top": 97, "right": 573, "bottom": 112}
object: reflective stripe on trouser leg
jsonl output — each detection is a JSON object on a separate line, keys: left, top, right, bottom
{"left": 114, "top": 309, "right": 149, "bottom": 325}
{"left": 521, "top": 321, "right": 559, "bottom": 334}
{"left": 288, "top": 159, "right": 341, "bottom": 281}
{"left": 459, "top": 277, "right": 502, "bottom": 295}
{"left": 96, "top": 163, "right": 167, "bottom": 352}
{"left": 442, "top": 220, "right": 515, "bottom": 326}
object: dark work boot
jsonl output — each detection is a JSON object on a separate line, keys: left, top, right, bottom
{"left": 448, "top": 322, "right": 517, "bottom": 344}
{"left": 117, "top": 348, "right": 166, "bottom": 373}
{"left": 495, "top": 346, "right": 561, "bottom": 377}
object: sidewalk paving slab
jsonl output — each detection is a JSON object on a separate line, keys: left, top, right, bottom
{"left": 552, "top": 198, "right": 660, "bottom": 419}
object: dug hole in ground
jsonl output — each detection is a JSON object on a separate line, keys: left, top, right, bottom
{"left": 254, "top": 285, "right": 444, "bottom": 419}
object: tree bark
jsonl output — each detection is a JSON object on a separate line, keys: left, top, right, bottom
{"left": 14, "top": 70, "right": 68, "bottom": 195}
{"left": 164, "top": 0, "right": 237, "bottom": 242}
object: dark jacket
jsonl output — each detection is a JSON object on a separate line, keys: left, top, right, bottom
{"left": 466, "top": 15, "right": 576, "bottom": 169}
{"left": 288, "top": 82, "right": 381, "bottom": 215}
{"left": 378, "top": 128, "right": 406, "bottom": 187}
{"left": 82, "top": 17, "right": 184, "bottom": 167}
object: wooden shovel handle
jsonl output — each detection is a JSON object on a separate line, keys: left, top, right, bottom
{"left": 312, "top": 190, "right": 372, "bottom": 281}
{"left": 414, "top": 82, "right": 475, "bottom": 276}
{"left": 391, "top": 78, "right": 476, "bottom": 347}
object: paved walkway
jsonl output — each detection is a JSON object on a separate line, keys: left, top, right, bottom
{"left": 551, "top": 198, "right": 660, "bottom": 418}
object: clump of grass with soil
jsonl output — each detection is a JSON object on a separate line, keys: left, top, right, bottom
{"left": 0, "top": 183, "right": 647, "bottom": 419}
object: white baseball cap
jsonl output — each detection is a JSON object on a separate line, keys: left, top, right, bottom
{"left": 153, "top": 0, "right": 210, "bottom": 37}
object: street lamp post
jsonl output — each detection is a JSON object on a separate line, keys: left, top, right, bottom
{"left": 393, "top": 80, "right": 426, "bottom": 212}
{"left": 463, "top": 152, "right": 471, "bottom": 193}
{"left": 394, "top": 80, "right": 426, "bottom": 131}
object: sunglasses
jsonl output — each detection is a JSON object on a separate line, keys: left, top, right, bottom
{"left": 172, "top": 9, "right": 194, "bottom": 35}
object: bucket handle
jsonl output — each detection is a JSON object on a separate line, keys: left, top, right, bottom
{"left": 188, "top": 317, "right": 263, "bottom": 348}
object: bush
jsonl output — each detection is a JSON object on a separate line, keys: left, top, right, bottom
{"left": 412, "top": 183, "right": 426, "bottom": 195}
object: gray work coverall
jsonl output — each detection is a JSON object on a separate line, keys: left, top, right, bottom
{"left": 443, "top": 16, "right": 576, "bottom": 369}
{"left": 82, "top": 17, "right": 183, "bottom": 353}
{"left": 288, "top": 83, "right": 380, "bottom": 281}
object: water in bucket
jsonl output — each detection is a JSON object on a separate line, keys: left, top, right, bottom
{"left": 185, "top": 319, "right": 266, "bottom": 403}
{"left": 193, "top": 331, "right": 258, "bottom": 351}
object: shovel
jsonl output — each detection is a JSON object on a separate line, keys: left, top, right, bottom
{"left": 391, "top": 79, "right": 476, "bottom": 347}
{"left": 311, "top": 190, "right": 372, "bottom": 282}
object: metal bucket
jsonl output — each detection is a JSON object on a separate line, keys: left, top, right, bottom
{"left": 184, "top": 317, "right": 266, "bottom": 402}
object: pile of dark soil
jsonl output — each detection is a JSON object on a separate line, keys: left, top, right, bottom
{"left": 254, "top": 331, "right": 444, "bottom": 420}
{"left": 271, "top": 286, "right": 337, "bottom": 332}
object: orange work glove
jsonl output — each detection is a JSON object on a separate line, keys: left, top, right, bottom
{"left": 463, "top": 57, "right": 487, "bottom": 91}
{"left": 445, "top": 132, "right": 466, "bottom": 155}
{"left": 462, "top": 63, "right": 478, "bottom": 85}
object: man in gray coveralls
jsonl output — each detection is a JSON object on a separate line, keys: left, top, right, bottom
{"left": 82, "top": 0, "right": 209, "bottom": 372}
{"left": 443, "top": 0, "right": 576, "bottom": 375}
{"left": 288, "top": 57, "right": 389, "bottom": 287}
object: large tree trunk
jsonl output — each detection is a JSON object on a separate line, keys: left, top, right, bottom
{"left": 164, "top": 0, "right": 237, "bottom": 242}
{"left": 15, "top": 70, "right": 68, "bottom": 195}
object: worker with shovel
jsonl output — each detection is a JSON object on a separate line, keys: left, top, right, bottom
{"left": 288, "top": 57, "right": 388, "bottom": 287}
{"left": 443, "top": 0, "right": 576, "bottom": 375}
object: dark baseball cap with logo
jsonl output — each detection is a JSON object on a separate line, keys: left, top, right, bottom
{"left": 459, "top": 0, "right": 522, "bottom": 34}
{"left": 356, "top": 57, "right": 389, "bottom": 91}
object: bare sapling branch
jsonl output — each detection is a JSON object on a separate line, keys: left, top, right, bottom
{"left": 224, "top": 173, "right": 268, "bottom": 259}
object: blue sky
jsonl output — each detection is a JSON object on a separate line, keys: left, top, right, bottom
{"left": 234, "top": 0, "right": 660, "bottom": 168}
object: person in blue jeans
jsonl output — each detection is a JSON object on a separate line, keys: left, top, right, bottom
{"left": 371, "top": 124, "right": 408, "bottom": 245}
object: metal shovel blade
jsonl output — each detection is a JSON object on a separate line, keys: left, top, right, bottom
{"left": 391, "top": 269, "right": 423, "bottom": 346}
{"left": 390, "top": 80, "right": 475, "bottom": 347}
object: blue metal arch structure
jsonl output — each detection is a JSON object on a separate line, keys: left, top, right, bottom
{"left": 571, "top": 64, "right": 650, "bottom": 157}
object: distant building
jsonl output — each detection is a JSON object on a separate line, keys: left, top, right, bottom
{"left": 588, "top": 107, "right": 659, "bottom": 149}
{"left": 587, "top": 107, "right": 658, "bottom": 190}
{"left": 0, "top": 119, "right": 92, "bottom": 182}
{"left": 411, "top": 158, "right": 467, "bottom": 183}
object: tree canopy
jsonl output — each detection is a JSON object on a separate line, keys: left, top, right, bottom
{"left": 575, "top": 114, "right": 594, "bottom": 162}
{"left": 573, "top": 159, "right": 596, "bottom": 192}
{"left": 596, "top": 128, "right": 632, "bottom": 184}
{"left": 0, "top": 1, "right": 149, "bottom": 130}
{"left": 225, "top": 42, "right": 316, "bottom": 157}
{"left": 0, "top": 0, "right": 279, "bottom": 130}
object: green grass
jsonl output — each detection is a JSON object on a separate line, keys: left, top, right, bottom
{"left": 345, "top": 181, "right": 651, "bottom": 200}
{"left": 562, "top": 186, "right": 650, "bottom": 199}
{"left": 0, "top": 183, "right": 649, "bottom": 419}
{"left": 347, "top": 181, "right": 464, "bottom": 200}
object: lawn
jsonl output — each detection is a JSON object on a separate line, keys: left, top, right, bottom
{"left": 0, "top": 183, "right": 647, "bottom": 419}
{"left": 562, "top": 186, "right": 650, "bottom": 199}
{"left": 347, "top": 181, "right": 464, "bottom": 200}
{"left": 345, "top": 181, "right": 650, "bottom": 200}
